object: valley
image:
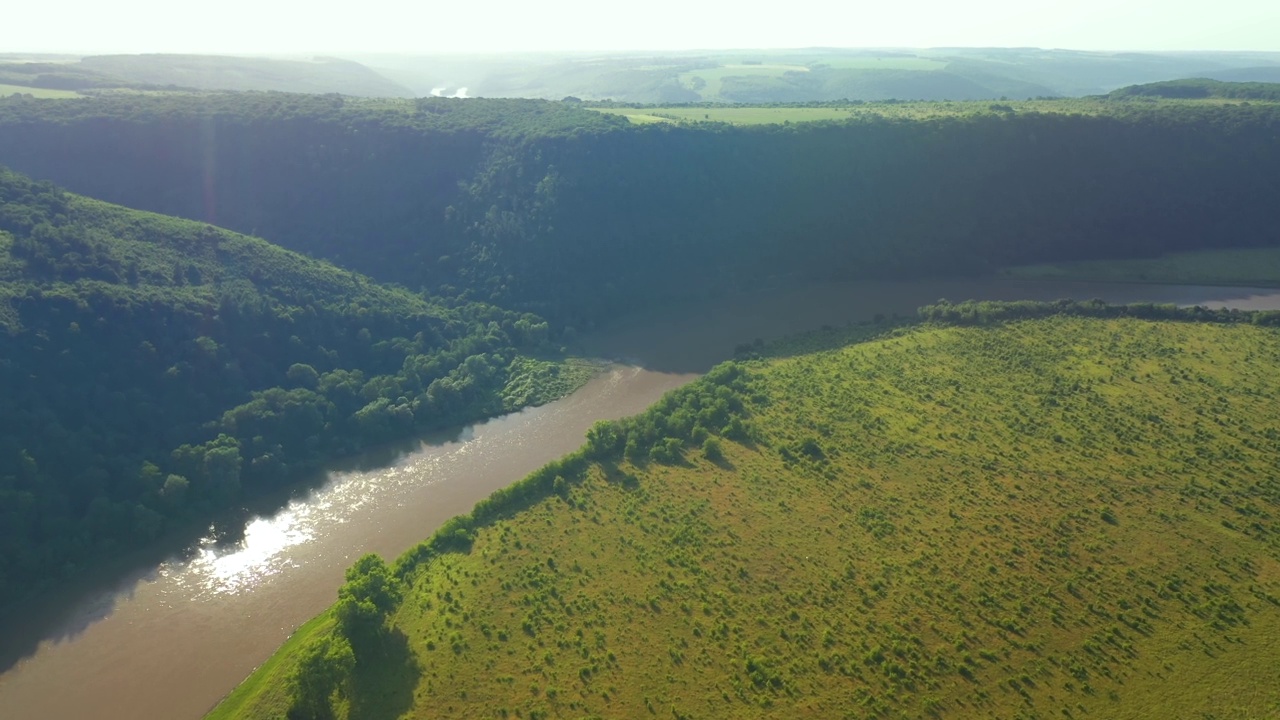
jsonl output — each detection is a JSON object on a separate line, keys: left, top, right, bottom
{"left": 0, "top": 77, "right": 1279, "bottom": 720}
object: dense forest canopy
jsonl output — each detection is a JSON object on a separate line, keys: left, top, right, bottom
{"left": 0, "top": 167, "right": 574, "bottom": 609}
{"left": 1, "top": 91, "right": 1278, "bottom": 324}
{"left": 3, "top": 82, "right": 1280, "bottom": 616}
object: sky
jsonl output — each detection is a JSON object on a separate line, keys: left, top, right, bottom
{"left": 4, "top": 0, "right": 1279, "bottom": 55}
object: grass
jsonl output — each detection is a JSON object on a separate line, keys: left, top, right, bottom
{"left": 1001, "top": 246, "right": 1280, "bottom": 288}
{"left": 592, "top": 99, "right": 1112, "bottom": 126}
{"left": 594, "top": 96, "right": 1280, "bottom": 125}
{"left": 204, "top": 612, "right": 335, "bottom": 720}
{"left": 209, "top": 316, "right": 1280, "bottom": 719}
{"left": 596, "top": 106, "right": 860, "bottom": 125}
{"left": 677, "top": 65, "right": 809, "bottom": 101}
{"left": 0, "top": 83, "right": 80, "bottom": 99}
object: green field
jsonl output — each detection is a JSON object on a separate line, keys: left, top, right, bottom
{"left": 592, "top": 99, "right": 1124, "bottom": 125}
{"left": 595, "top": 106, "right": 857, "bottom": 125}
{"left": 678, "top": 64, "right": 809, "bottom": 101}
{"left": 812, "top": 56, "right": 949, "bottom": 71}
{"left": 211, "top": 313, "right": 1280, "bottom": 719}
{"left": 595, "top": 94, "right": 1280, "bottom": 126}
{"left": 0, "top": 83, "right": 80, "bottom": 99}
{"left": 1003, "top": 246, "right": 1280, "bottom": 287}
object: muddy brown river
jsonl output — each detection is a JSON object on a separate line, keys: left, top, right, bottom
{"left": 2, "top": 279, "right": 1279, "bottom": 720}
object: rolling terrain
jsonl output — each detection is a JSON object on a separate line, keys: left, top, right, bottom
{"left": 359, "top": 48, "right": 1280, "bottom": 103}
{"left": 0, "top": 167, "right": 585, "bottom": 611}
{"left": 211, "top": 306, "right": 1280, "bottom": 719}
{"left": 0, "top": 55, "right": 413, "bottom": 97}
{"left": 1, "top": 87, "right": 1278, "bottom": 326}
{"left": 1, "top": 76, "right": 1280, "bottom": 720}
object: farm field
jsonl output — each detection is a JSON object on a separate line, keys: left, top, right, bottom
{"left": 591, "top": 98, "right": 1134, "bottom": 125}
{"left": 211, "top": 312, "right": 1280, "bottom": 719}
{"left": 594, "top": 94, "right": 1280, "bottom": 125}
{"left": 1002, "top": 246, "right": 1280, "bottom": 288}
{"left": 0, "top": 83, "right": 80, "bottom": 98}
{"left": 677, "top": 64, "right": 810, "bottom": 101}
{"left": 595, "top": 105, "right": 859, "bottom": 125}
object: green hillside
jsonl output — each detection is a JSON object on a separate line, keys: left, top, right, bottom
{"left": 0, "top": 167, "right": 587, "bottom": 609}
{"left": 77, "top": 55, "right": 415, "bottom": 97}
{"left": 0, "top": 55, "right": 413, "bottom": 97}
{"left": 1108, "top": 78, "right": 1280, "bottom": 101}
{"left": 364, "top": 48, "right": 1280, "bottom": 103}
{"left": 2, "top": 94, "right": 1279, "bottom": 325}
{"left": 211, "top": 306, "right": 1280, "bottom": 719}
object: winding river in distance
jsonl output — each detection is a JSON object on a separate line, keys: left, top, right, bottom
{"left": 3, "top": 278, "right": 1280, "bottom": 720}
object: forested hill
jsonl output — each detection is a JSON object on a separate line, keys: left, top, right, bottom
{"left": 0, "top": 94, "right": 1279, "bottom": 326}
{"left": 0, "top": 167, "right": 570, "bottom": 609}
{"left": 1108, "top": 78, "right": 1280, "bottom": 100}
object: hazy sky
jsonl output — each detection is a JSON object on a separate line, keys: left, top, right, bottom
{"left": 5, "top": 0, "right": 1279, "bottom": 55}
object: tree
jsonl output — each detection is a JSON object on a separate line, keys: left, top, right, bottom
{"left": 288, "top": 635, "right": 354, "bottom": 720}
{"left": 334, "top": 554, "right": 401, "bottom": 654}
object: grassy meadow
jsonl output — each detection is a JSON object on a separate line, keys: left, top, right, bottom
{"left": 592, "top": 99, "right": 1111, "bottom": 126}
{"left": 677, "top": 65, "right": 810, "bottom": 101}
{"left": 211, "top": 314, "right": 1280, "bottom": 719}
{"left": 592, "top": 95, "right": 1279, "bottom": 126}
{"left": 596, "top": 106, "right": 860, "bottom": 125}
{"left": 0, "top": 83, "right": 80, "bottom": 99}
{"left": 1002, "top": 246, "right": 1280, "bottom": 288}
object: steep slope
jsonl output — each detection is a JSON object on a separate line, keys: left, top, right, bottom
{"left": 0, "top": 167, "right": 579, "bottom": 609}
{"left": 212, "top": 305, "right": 1280, "bottom": 719}
{"left": 0, "top": 93, "right": 627, "bottom": 303}
{"left": 1, "top": 94, "right": 1278, "bottom": 326}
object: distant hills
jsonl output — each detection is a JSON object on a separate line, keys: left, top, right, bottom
{"left": 1109, "top": 77, "right": 1280, "bottom": 100}
{"left": 78, "top": 54, "right": 414, "bottom": 96}
{"left": 2, "top": 49, "right": 1279, "bottom": 103}
{"left": 0, "top": 54, "right": 414, "bottom": 97}
{"left": 358, "top": 47, "right": 1280, "bottom": 102}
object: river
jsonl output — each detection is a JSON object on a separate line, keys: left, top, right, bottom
{"left": 2, "top": 278, "right": 1279, "bottom": 720}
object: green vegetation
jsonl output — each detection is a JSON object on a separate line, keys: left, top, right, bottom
{"left": 0, "top": 55, "right": 412, "bottom": 97}
{"left": 1109, "top": 78, "right": 1280, "bottom": 101}
{"left": 7, "top": 87, "right": 1280, "bottom": 642}
{"left": 0, "top": 167, "right": 597, "bottom": 610}
{"left": 0, "top": 83, "right": 80, "bottom": 99}
{"left": 3, "top": 93, "right": 1279, "bottom": 328}
{"left": 212, "top": 307, "right": 1280, "bottom": 719}
{"left": 676, "top": 65, "right": 811, "bottom": 102}
{"left": 1002, "top": 246, "right": 1280, "bottom": 287}
{"left": 594, "top": 105, "right": 862, "bottom": 125}
{"left": 75, "top": 55, "right": 414, "bottom": 97}
{"left": 205, "top": 614, "right": 336, "bottom": 720}
{"left": 382, "top": 48, "right": 1279, "bottom": 103}
{"left": 815, "top": 57, "right": 949, "bottom": 71}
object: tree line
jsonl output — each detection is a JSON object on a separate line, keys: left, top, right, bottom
{"left": 1, "top": 92, "right": 1277, "bottom": 328}
{"left": 0, "top": 167, "right": 560, "bottom": 609}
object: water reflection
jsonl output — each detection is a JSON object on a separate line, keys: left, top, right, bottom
{"left": 179, "top": 516, "right": 314, "bottom": 597}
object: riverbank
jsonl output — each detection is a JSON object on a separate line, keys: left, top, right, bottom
{"left": 1001, "top": 246, "right": 1280, "bottom": 288}
{"left": 6, "top": 278, "right": 1280, "bottom": 720}
{"left": 213, "top": 310, "right": 1280, "bottom": 719}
